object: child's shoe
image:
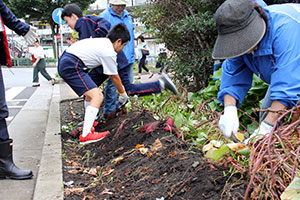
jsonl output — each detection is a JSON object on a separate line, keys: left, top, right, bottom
{"left": 79, "top": 129, "right": 110, "bottom": 144}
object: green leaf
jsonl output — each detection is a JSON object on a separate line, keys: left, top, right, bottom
{"left": 237, "top": 147, "right": 250, "bottom": 156}
{"left": 206, "top": 144, "right": 229, "bottom": 161}
{"left": 281, "top": 176, "right": 300, "bottom": 200}
{"left": 207, "top": 101, "right": 217, "bottom": 111}
{"left": 174, "top": 113, "right": 184, "bottom": 127}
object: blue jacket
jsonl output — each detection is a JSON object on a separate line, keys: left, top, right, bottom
{"left": 75, "top": 15, "right": 110, "bottom": 39}
{"left": 0, "top": 0, "right": 29, "bottom": 67}
{"left": 75, "top": 14, "right": 128, "bottom": 70}
{"left": 218, "top": 4, "right": 300, "bottom": 108}
{"left": 100, "top": 6, "right": 135, "bottom": 64}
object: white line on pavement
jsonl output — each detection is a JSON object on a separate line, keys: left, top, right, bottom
{"left": 7, "top": 106, "right": 23, "bottom": 109}
{"left": 5, "top": 87, "right": 26, "bottom": 101}
{"left": 6, "top": 116, "right": 13, "bottom": 122}
{"left": 8, "top": 99, "right": 28, "bottom": 102}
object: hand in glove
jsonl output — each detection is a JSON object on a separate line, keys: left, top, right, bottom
{"left": 118, "top": 92, "right": 129, "bottom": 105}
{"left": 218, "top": 106, "right": 239, "bottom": 140}
{"left": 243, "top": 121, "right": 273, "bottom": 144}
{"left": 24, "top": 26, "right": 38, "bottom": 44}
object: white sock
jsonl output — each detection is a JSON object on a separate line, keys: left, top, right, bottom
{"left": 159, "top": 79, "right": 165, "bottom": 89}
{"left": 84, "top": 100, "right": 90, "bottom": 110}
{"left": 82, "top": 106, "right": 99, "bottom": 137}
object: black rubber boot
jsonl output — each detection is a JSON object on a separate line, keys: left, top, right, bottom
{"left": 0, "top": 139, "right": 33, "bottom": 180}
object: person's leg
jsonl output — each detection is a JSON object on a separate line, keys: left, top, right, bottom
{"left": 0, "top": 66, "right": 32, "bottom": 180}
{"left": 88, "top": 67, "right": 108, "bottom": 111}
{"left": 32, "top": 65, "right": 39, "bottom": 85}
{"left": 165, "top": 64, "right": 169, "bottom": 73}
{"left": 260, "top": 87, "right": 272, "bottom": 122}
{"left": 59, "top": 53, "right": 110, "bottom": 144}
{"left": 119, "top": 67, "right": 178, "bottom": 96}
{"left": 141, "top": 56, "right": 149, "bottom": 72}
{"left": 103, "top": 78, "right": 117, "bottom": 115}
{"left": 128, "top": 63, "right": 134, "bottom": 84}
{"left": 0, "top": 66, "right": 9, "bottom": 141}
{"left": 141, "top": 56, "right": 153, "bottom": 77}
{"left": 37, "top": 59, "right": 53, "bottom": 81}
{"left": 82, "top": 88, "right": 103, "bottom": 137}
{"left": 137, "top": 58, "right": 143, "bottom": 79}
{"left": 159, "top": 63, "right": 164, "bottom": 74}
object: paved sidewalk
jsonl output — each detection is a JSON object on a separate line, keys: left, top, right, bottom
{"left": 0, "top": 82, "right": 65, "bottom": 200}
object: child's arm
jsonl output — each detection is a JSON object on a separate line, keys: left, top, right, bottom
{"left": 108, "top": 74, "right": 125, "bottom": 94}
{"left": 109, "top": 74, "right": 128, "bottom": 105}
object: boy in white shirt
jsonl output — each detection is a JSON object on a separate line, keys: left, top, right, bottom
{"left": 58, "top": 23, "right": 130, "bottom": 144}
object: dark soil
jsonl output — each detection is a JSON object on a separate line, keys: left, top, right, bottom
{"left": 61, "top": 99, "right": 247, "bottom": 200}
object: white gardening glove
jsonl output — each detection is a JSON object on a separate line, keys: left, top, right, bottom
{"left": 218, "top": 106, "right": 239, "bottom": 139}
{"left": 24, "top": 26, "right": 38, "bottom": 44}
{"left": 118, "top": 92, "right": 129, "bottom": 105}
{"left": 243, "top": 121, "right": 273, "bottom": 144}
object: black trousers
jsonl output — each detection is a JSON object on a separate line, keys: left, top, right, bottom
{"left": 138, "top": 55, "right": 149, "bottom": 73}
{"left": 0, "top": 66, "right": 9, "bottom": 141}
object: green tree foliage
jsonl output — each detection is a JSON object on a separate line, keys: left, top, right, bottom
{"left": 135, "top": 0, "right": 224, "bottom": 91}
{"left": 4, "top": 0, "right": 95, "bottom": 57}
{"left": 4, "top": 0, "right": 95, "bottom": 33}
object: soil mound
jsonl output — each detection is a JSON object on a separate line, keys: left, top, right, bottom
{"left": 61, "top": 100, "right": 246, "bottom": 200}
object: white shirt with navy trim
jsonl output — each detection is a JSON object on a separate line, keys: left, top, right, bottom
{"left": 66, "top": 38, "right": 118, "bottom": 75}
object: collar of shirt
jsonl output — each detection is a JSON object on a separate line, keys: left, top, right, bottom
{"left": 74, "top": 17, "right": 84, "bottom": 32}
{"left": 108, "top": 6, "right": 129, "bottom": 19}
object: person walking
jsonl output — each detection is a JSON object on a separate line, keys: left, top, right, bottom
{"left": 0, "top": 0, "right": 37, "bottom": 180}
{"left": 156, "top": 48, "right": 168, "bottom": 75}
{"left": 136, "top": 35, "right": 153, "bottom": 79}
{"left": 32, "top": 39, "right": 55, "bottom": 87}
{"left": 213, "top": 0, "right": 300, "bottom": 143}
{"left": 99, "top": 0, "right": 136, "bottom": 119}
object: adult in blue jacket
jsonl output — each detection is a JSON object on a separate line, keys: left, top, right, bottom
{"left": 0, "top": 0, "right": 37, "bottom": 179}
{"left": 99, "top": 0, "right": 135, "bottom": 119}
{"left": 212, "top": 0, "right": 300, "bottom": 143}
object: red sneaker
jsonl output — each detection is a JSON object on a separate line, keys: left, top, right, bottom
{"left": 79, "top": 130, "right": 110, "bottom": 144}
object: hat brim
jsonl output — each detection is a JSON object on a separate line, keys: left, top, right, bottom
{"left": 212, "top": 12, "right": 266, "bottom": 59}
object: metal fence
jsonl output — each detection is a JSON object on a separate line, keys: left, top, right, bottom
{"left": 11, "top": 58, "right": 58, "bottom": 66}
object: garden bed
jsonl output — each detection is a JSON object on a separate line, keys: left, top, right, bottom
{"left": 60, "top": 99, "right": 247, "bottom": 200}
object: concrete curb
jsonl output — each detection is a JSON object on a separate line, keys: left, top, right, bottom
{"left": 32, "top": 84, "right": 63, "bottom": 200}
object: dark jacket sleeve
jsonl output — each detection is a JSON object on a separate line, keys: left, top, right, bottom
{"left": 0, "top": 0, "right": 29, "bottom": 36}
{"left": 76, "top": 15, "right": 111, "bottom": 40}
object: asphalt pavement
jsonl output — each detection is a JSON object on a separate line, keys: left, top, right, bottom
{"left": 0, "top": 70, "right": 162, "bottom": 200}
